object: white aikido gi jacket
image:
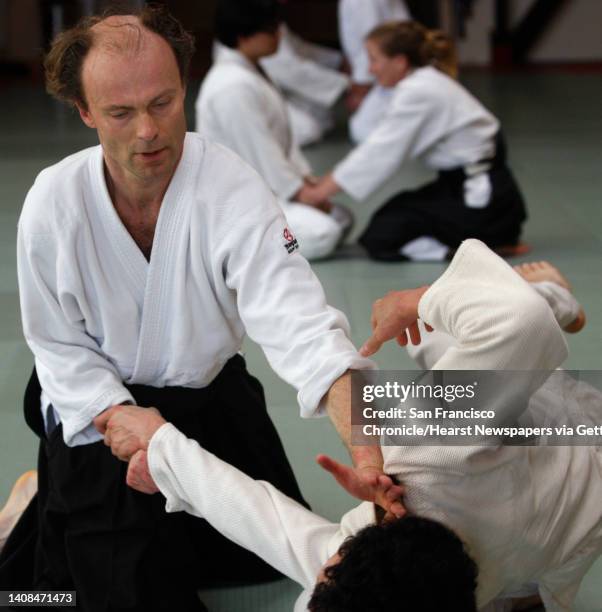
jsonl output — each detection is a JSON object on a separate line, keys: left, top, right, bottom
{"left": 338, "top": 0, "right": 411, "bottom": 142}
{"left": 196, "top": 45, "right": 346, "bottom": 260}
{"left": 333, "top": 66, "right": 500, "bottom": 202}
{"left": 17, "top": 133, "right": 373, "bottom": 447}
{"left": 148, "top": 240, "right": 602, "bottom": 611}
{"left": 260, "top": 24, "right": 349, "bottom": 147}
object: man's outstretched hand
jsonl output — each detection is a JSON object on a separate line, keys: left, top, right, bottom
{"left": 360, "top": 286, "right": 433, "bottom": 357}
{"left": 317, "top": 454, "right": 406, "bottom": 519}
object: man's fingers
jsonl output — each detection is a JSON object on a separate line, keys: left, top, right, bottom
{"left": 408, "top": 322, "right": 422, "bottom": 346}
{"left": 360, "top": 334, "right": 382, "bottom": 357}
{"left": 387, "top": 501, "right": 407, "bottom": 519}
{"left": 316, "top": 454, "right": 344, "bottom": 478}
{"left": 113, "top": 438, "right": 136, "bottom": 462}
{"left": 377, "top": 474, "right": 393, "bottom": 489}
{"left": 94, "top": 407, "right": 118, "bottom": 434}
{"left": 396, "top": 332, "right": 408, "bottom": 347}
{"left": 384, "top": 484, "right": 404, "bottom": 501}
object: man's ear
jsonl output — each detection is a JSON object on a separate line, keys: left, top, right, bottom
{"left": 76, "top": 102, "right": 96, "bottom": 129}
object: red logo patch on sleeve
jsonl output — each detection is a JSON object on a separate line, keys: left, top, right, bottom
{"left": 283, "top": 227, "right": 299, "bottom": 253}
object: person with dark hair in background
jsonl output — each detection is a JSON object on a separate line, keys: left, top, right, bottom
{"left": 301, "top": 21, "right": 528, "bottom": 263}
{"left": 0, "top": 4, "right": 389, "bottom": 610}
{"left": 95, "top": 239, "right": 595, "bottom": 611}
{"left": 196, "top": 0, "right": 354, "bottom": 261}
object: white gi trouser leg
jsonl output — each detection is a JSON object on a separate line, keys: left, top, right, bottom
{"left": 408, "top": 281, "right": 581, "bottom": 370}
{"left": 349, "top": 85, "right": 395, "bottom": 143}
{"left": 281, "top": 200, "right": 344, "bottom": 260}
{"left": 400, "top": 236, "right": 450, "bottom": 262}
{"left": 261, "top": 25, "right": 348, "bottom": 147}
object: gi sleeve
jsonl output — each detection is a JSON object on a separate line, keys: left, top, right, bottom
{"left": 417, "top": 239, "right": 568, "bottom": 372}
{"left": 283, "top": 25, "right": 343, "bottom": 71}
{"left": 17, "top": 225, "right": 134, "bottom": 446}
{"left": 261, "top": 27, "right": 348, "bottom": 108}
{"left": 148, "top": 422, "right": 337, "bottom": 589}
{"left": 288, "top": 140, "right": 312, "bottom": 179}
{"left": 206, "top": 83, "right": 305, "bottom": 201}
{"left": 216, "top": 170, "right": 375, "bottom": 417}
{"left": 333, "top": 85, "right": 441, "bottom": 200}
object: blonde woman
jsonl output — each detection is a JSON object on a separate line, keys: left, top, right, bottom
{"left": 303, "top": 22, "right": 528, "bottom": 262}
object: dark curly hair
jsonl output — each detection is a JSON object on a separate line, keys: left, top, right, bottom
{"left": 215, "top": 0, "right": 282, "bottom": 49}
{"left": 309, "top": 516, "right": 478, "bottom": 612}
{"left": 44, "top": 3, "right": 195, "bottom": 109}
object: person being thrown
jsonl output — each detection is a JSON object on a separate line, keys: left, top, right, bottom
{"left": 3, "top": 242, "right": 593, "bottom": 610}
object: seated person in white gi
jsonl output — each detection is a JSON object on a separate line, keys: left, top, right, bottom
{"left": 0, "top": 5, "right": 387, "bottom": 611}
{"left": 301, "top": 21, "right": 528, "bottom": 263}
{"left": 260, "top": 23, "right": 349, "bottom": 147}
{"left": 97, "top": 240, "right": 596, "bottom": 611}
{"left": 196, "top": 0, "right": 354, "bottom": 261}
{"left": 338, "top": 0, "right": 412, "bottom": 143}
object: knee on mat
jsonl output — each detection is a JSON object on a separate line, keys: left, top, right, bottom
{"left": 298, "top": 226, "right": 343, "bottom": 260}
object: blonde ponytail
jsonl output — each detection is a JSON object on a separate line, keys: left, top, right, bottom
{"left": 367, "top": 21, "right": 458, "bottom": 79}
{"left": 423, "top": 29, "right": 458, "bottom": 78}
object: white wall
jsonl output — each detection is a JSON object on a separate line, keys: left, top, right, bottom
{"left": 455, "top": 0, "right": 602, "bottom": 66}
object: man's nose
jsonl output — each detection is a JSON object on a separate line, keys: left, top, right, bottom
{"left": 136, "top": 112, "right": 159, "bottom": 141}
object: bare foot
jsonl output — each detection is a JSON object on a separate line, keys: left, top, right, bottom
{"left": 514, "top": 261, "right": 570, "bottom": 290}
{"left": 514, "top": 261, "right": 585, "bottom": 333}
{"left": 0, "top": 470, "right": 37, "bottom": 552}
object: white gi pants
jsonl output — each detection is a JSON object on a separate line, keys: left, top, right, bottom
{"left": 408, "top": 281, "right": 580, "bottom": 371}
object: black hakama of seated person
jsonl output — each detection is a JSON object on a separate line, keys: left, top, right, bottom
{"left": 359, "top": 134, "right": 528, "bottom": 262}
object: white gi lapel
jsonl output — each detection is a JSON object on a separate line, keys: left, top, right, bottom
{"left": 90, "top": 146, "right": 149, "bottom": 299}
{"left": 130, "top": 135, "right": 194, "bottom": 383}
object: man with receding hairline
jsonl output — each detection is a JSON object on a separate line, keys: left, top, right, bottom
{"left": 0, "top": 6, "right": 386, "bottom": 610}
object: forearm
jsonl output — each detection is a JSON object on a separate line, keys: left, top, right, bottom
{"left": 325, "top": 372, "right": 383, "bottom": 470}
